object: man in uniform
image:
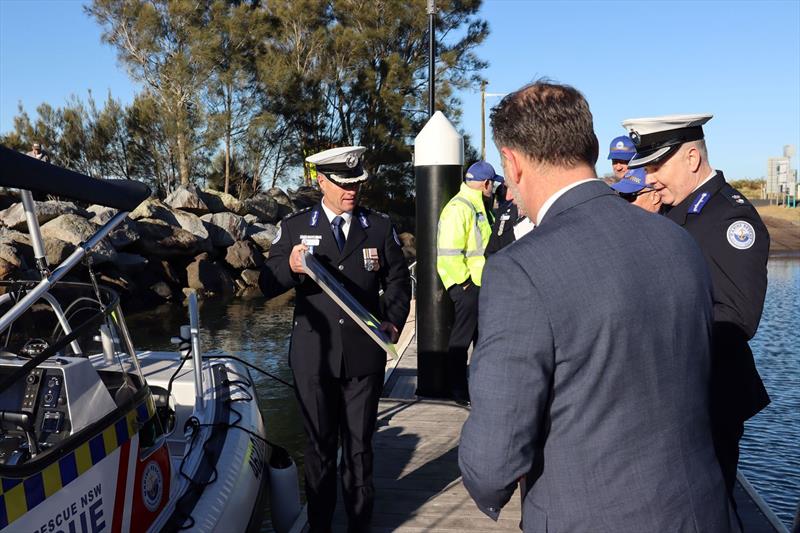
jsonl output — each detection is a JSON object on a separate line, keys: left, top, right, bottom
{"left": 623, "top": 114, "right": 770, "bottom": 501}
{"left": 436, "top": 160, "right": 502, "bottom": 404}
{"left": 485, "top": 190, "right": 535, "bottom": 256}
{"left": 611, "top": 167, "right": 662, "bottom": 213}
{"left": 260, "top": 146, "right": 410, "bottom": 533}
{"left": 608, "top": 135, "right": 636, "bottom": 180}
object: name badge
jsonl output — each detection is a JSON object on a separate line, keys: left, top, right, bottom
{"left": 363, "top": 248, "right": 380, "bottom": 271}
{"left": 300, "top": 234, "right": 322, "bottom": 247}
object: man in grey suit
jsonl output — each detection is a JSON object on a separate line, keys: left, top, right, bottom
{"left": 459, "top": 81, "right": 737, "bottom": 532}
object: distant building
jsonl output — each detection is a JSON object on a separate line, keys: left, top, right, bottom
{"left": 766, "top": 145, "right": 797, "bottom": 196}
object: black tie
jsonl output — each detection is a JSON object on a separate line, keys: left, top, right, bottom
{"left": 331, "top": 215, "right": 346, "bottom": 252}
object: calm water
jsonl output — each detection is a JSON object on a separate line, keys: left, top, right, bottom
{"left": 126, "top": 258, "right": 800, "bottom": 530}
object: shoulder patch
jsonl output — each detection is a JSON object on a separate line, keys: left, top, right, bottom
{"left": 727, "top": 220, "right": 756, "bottom": 250}
{"left": 688, "top": 191, "right": 711, "bottom": 214}
{"left": 272, "top": 225, "right": 282, "bottom": 244}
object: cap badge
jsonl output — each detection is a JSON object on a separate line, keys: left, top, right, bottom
{"left": 630, "top": 131, "right": 641, "bottom": 146}
{"left": 726, "top": 220, "right": 755, "bottom": 250}
{"left": 345, "top": 153, "right": 359, "bottom": 168}
{"left": 615, "top": 141, "right": 626, "bottom": 149}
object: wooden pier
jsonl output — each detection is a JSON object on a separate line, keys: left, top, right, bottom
{"left": 292, "top": 303, "right": 787, "bottom": 533}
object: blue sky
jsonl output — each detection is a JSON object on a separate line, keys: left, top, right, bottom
{"left": 1, "top": 0, "right": 798, "bottom": 180}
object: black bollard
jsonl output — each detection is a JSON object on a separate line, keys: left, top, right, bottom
{"left": 414, "top": 111, "right": 463, "bottom": 397}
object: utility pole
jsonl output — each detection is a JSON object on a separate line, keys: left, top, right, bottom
{"left": 427, "top": 0, "right": 436, "bottom": 117}
{"left": 480, "top": 80, "right": 487, "bottom": 160}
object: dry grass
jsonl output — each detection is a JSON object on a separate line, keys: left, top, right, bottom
{"left": 755, "top": 205, "right": 800, "bottom": 253}
{"left": 756, "top": 205, "right": 800, "bottom": 224}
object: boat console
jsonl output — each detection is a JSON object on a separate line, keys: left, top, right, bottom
{"left": 0, "top": 354, "right": 117, "bottom": 465}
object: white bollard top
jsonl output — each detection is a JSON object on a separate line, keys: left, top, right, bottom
{"left": 414, "top": 111, "right": 464, "bottom": 167}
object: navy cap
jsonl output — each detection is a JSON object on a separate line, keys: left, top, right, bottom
{"left": 611, "top": 168, "right": 650, "bottom": 194}
{"left": 607, "top": 136, "right": 636, "bottom": 161}
{"left": 465, "top": 161, "right": 504, "bottom": 183}
{"left": 306, "top": 146, "right": 369, "bottom": 184}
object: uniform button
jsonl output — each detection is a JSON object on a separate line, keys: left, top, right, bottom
{"left": 338, "top": 264, "right": 344, "bottom": 271}
{"left": 338, "top": 319, "right": 345, "bottom": 325}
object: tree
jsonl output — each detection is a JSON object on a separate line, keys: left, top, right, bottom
{"left": 87, "top": 0, "right": 214, "bottom": 187}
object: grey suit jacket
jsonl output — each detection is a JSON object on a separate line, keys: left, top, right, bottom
{"left": 459, "top": 181, "right": 738, "bottom": 532}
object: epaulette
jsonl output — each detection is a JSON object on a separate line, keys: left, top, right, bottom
{"left": 361, "top": 207, "right": 390, "bottom": 219}
{"left": 723, "top": 187, "right": 752, "bottom": 208}
{"left": 283, "top": 206, "right": 313, "bottom": 220}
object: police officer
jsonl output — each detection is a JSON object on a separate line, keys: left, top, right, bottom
{"left": 611, "top": 167, "right": 662, "bottom": 213}
{"left": 260, "top": 146, "right": 410, "bottom": 533}
{"left": 623, "top": 114, "right": 770, "bottom": 502}
{"left": 436, "top": 161, "right": 502, "bottom": 404}
{"left": 485, "top": 191, "right": 535, "bottom": 256}
{"left": 608, "top": 135, "right": 636, "bottom": 180}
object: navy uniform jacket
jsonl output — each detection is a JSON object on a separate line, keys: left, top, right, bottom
{"left": 260, "top": 202, "right": 410, "bottom": 378}
{"left": 485, "top": 201, "right": 518, "bottom": 257}
{"left": 664, "top": 171, "right": 770, "bottom": 422}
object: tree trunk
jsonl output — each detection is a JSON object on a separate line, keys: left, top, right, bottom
{"left": 224, "top": 89, "right": 232, "bottom": 195}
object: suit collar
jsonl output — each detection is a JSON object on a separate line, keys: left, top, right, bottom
{"left": 664, "top": 171, "right": 726, "bottom": 225}
{"left": 539, "top": 180, "right": 616, "bottom": 226}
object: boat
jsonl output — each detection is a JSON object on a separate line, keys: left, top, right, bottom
{"left": 0, "top": 146, "right": 299, "bottom": 532}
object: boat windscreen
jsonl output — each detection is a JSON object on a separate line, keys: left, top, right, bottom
{"left": 0, "top": 145, "right": 151, "bottom": 211}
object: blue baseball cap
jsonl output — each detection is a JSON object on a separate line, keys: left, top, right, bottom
{"left": 607, "top": 135, "right": 636, "bottom": 161}
{"left": 611, "top": 168, "right": 651, "bottom": 194}
{"left": 465, "top": 161, "right": 504, "bottom": 183}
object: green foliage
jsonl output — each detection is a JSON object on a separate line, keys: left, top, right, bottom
{"left": 2, "top": 0, "right": 488, "bottom": 219}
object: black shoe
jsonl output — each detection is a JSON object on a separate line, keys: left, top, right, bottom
{"left": 451, "top": 390, "right": 470, "bottom": 407}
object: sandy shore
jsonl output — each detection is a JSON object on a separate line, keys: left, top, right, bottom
{"left": 756, "top": 205, "right": 800, "bottom": 256}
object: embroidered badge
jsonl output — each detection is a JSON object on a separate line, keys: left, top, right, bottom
{"left": 272, "top": 226, "right": 282, "bottom": 244}
{"left": 689, "top": 192, "right": 710, "bottom": 214}
{"left": 363, "top": 248, "right": 380, "bottom": 271}
{"left": 392, "top": 228, "right": 402, "bottom": 246}
{"left": 726, "top": 221, "right": 756, "bottom": 250}
{"left": 310, "top": 209, "right": 320, "bottom": 227}
{"left": 359, "top": 212, "right": 370, "bottom": 228}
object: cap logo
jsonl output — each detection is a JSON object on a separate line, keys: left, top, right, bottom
{"left": 345, "top": 153, "right": 359, "bottom": 168}
{"left": 615, "top": 141, "right": 629, "bottom": 150}
{"left": 630, "top": 131, "right": 641, "bottom": 146}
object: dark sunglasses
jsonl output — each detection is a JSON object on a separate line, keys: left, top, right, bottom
{"left": 619, "top": 188, "right": 653, "bottom": 202}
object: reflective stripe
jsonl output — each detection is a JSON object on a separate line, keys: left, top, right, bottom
{"left": 437, "top": 249, "right": 465, "bottom": 256}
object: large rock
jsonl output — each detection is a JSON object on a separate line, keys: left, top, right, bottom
{"left": 201, "top": 212, "right": 248, "bottom": 247}
{"left": 87, "top": 205, "right": 118, "bottom": 225}
{"left": 40, "top": 214, "right": 116, "bottom": 264}
{"left": 150, "top": 281, "right": 174, "bottom": 301}
{"left": 0, "top": 228, "right": 33, "bottom": 268}
{"left": 134, "top": 218, "right": 213, "bottom": 257}
{"left": 0, "top": 242, "right": 24, "bottom": 269}
{"left": 112, "top": 253, "right": 149, "bottom": 274}
{"left": 129, "top": 198, "right": 174, "bottom": 222}
{"left": 0, "top": 258, "right": 16, "bottom": 281}
{"left": 108, "top": 219, "right": 141, "bottom": 249}
{"left": 289, "top": 186, "right": 322, "bottom": 209}
{"left": 246, "top": 222, "right": 279, "bottom": 251}
{"left": 173, "top": 209, "right": 209, "bottom": 240}
{"left": 44, "top": 238, "right": 76, "bottom": 266}
{"left": 267, "top": 187, "right": 293, "bottom": 209}
{"left": 200, "top": 189, "right": 246, "bottom": 215}
{"left": 186, "top": 253, "right": 235, "bottom": 296}
{"left": 243, "top": 194, "right": 281, "bottom": 223}
{"left": 0, "top": 201, "right": 91, "bottom": 230}
{"left": 165, "top": 185, "right": 209, "bottom": 215}
{"left": 225, "top": 240, "right": 264, "bottom": 270}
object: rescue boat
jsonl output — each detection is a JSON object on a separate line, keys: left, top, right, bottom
{"left": 0, "top": 146, "right": 291, "bottom": 532}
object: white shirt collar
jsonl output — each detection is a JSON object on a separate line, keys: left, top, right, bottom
{"left": 535, "top": 179, "right": 597, "bottom": 225}
{"left": 321, "top": 198, "right": 353, "bottom": 237}
{"left": 691, "top": 169, "right": 718, "bottom": 193}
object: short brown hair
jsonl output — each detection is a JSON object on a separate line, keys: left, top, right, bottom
{"left": 491, "top": 80, "right": 599, "bottom": 168}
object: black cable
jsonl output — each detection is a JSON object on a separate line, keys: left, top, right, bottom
{"left": 202, "top": 354, "right": 295, "bottom": 390}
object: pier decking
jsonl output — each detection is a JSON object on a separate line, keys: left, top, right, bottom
{"left": 297, "top": 304, "right": 787, "bottom": 533}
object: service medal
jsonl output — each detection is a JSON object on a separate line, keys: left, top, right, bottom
{"left": 363, "top": 248, "right": 380, "bottom": 271}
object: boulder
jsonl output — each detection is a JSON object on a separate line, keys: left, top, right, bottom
{"left": 243, "top": 194, "right": 281, "bottom": 223}
{"left": 0, "top": 228, "right": 33, "bottom": 268}
{"left": 112, "top": 253, "right": 149, "bottom": 274}
{"left": 0, "top": 201, "right": 91, "bottom": 230}
{"left": 267, "top": 187, "right": 293, "bottom": 209}
{"left": 40, "top": 214, "right": 116, "bottom": 264}
{"left": 164, "top": 184, "right": 209, "bottom": 214}
{"left": 243, "top": 214, "right": 259, "bottom": 225}
{"left": 150, "top": 281, "right": 174, "bottom": 301}
{"left": 240, "top": 269, "right": 261, "bottom": 287}
{"left": 108, "top": 218, "right": 141, "bottom": 249}
{"left": 246, "top": 222, "right": 279, "bottom": 251}
{"left": 87, "top": 205, "right": 118, "bottom": 225}
{"left": 186, "top": 253, "right": 235, "bottom": 296}
{"left": 201, "top": 212, "right": 248, "bottom": 247}
{"left": 225, "top": 240, "right": 264, "bottom": 270}
{"left": 289, "top": 186, "right": 322, "bottom": 209}
{"left": 129, "top": 198, "right": 174, "bottom": 222}
{"left": 0, "top": 242, "right": 24, "bottom": 269}
{"left": 134, "top": 218, "right": 213, "bottom": 257}
{"left": 44, "top": 238, "right": 76, "bottom": 266}
{"left": 0, "top": 258, "right": 16, "bottom": 281}
{"left": 173, "top": 209, "right": 209, "bottom": 240}
{"left": 200, "top": 188, "right": 246, "bottom": 215}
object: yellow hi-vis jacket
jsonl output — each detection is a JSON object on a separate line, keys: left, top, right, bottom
{"left": 437, "top": 183, "right": 493, "bottom": 289}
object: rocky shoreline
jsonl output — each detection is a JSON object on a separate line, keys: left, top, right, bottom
{"left": 0, "top": 185, "right": 416, "bottom": 311}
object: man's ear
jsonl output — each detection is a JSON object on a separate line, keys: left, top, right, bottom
{"left": 500, "top": 147, "right": 522, "bottom": 185}
{"left": 685, "top": 145, "right": 702, "bottom": 173}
